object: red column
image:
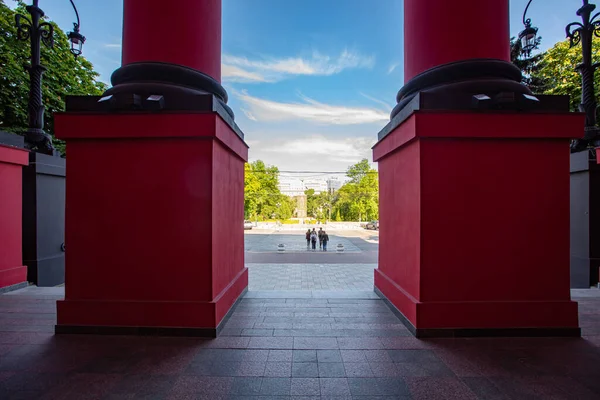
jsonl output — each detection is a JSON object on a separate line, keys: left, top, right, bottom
{"left": 121, "top": 0, "right": 222, "bottom": 81}
{"left": 0, "top": 145, "right": 28, "bottom": 291}
{"left": 374, "top": 0, "right": 581, "bottom": 337}
{"left": 404, "top": 0, "right": 510, "bottom": 81}
{"left": 55, "top": 0, "right": 247, "bottom": 336}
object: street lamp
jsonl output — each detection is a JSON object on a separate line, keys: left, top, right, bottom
{"left": 15, "top": 0, "right": 86, "bottom": 155}
{"left": 520, "top": 0, "right": 600, "bottom": 152}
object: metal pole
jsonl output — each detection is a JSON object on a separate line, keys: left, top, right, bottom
{"left": 566, "top": 0, "right": 600, "bottom": 150}
{"left": 26, "top": 1, "right": 54, "bottom": 154}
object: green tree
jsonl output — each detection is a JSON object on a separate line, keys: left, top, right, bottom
{"left": 244, "top": 160, "right": 292, "bottom": 220}
{"left": 0, "top": 0, "right": 107, "bottom": 154}
{"left": 331, "top": 159, "right": 379, "bottom": 221}
{"left": 510, "top": 36, "right": 546, "bottom": 93}
{"left": 532, "top": 36, "right": 600, "bottom": 113}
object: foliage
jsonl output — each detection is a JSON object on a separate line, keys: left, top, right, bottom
{"left": 331, "top": 159, "right": 379, "bottom": 222}
{"left": 510, "top": 35, "right": 546, "bottom": 93}
{"left": 531, "top": 36, "right": 600, "bottom": 113}
{"left": 244, "top": 160, "right": 295, "bottom": 221}
{"left": 0, "top": 0, "right": 107, "bottom": 155}
{"left": 305, "top": 188, "right": 332, "bottom": 220}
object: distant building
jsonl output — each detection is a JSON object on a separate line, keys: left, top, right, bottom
{"left": 278, "top": 178, "right": 305, "bottom": 197}
{"left": 327, "top": 178, "right": 343, "bottom": 193}
{"left": 303, "top": 179, "right": 328, "bottom": 194}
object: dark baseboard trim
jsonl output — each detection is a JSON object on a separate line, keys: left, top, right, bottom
{"left": 374, "top": 287, "right": 418, "bottom": 337}
{"left": 375, "top": 287, "right": 582, "bottom": 338}
{"left": 216, "top": 287, "right": 248, "bottom": 336}
{"left": 0, "top": 282, "right": 28, "bottom": 295}
{"left": 55, "top": 288, "right": 248, "bottom": 338}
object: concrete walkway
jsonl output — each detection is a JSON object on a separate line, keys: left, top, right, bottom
{"left": 248, "top": 264, "right": 376, "bottom": 291}
{"left": 1, "top": 287, "right": 600, "bottom": 399}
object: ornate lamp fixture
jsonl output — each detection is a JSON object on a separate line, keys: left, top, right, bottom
{"left": 15, "top": 0, "right": 85, "bottom": 154}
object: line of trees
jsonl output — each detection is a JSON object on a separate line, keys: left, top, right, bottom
{"left": 511, "top": 35, "right": 600, "bottom": 113}
{"left": 0, "top": 1, "right": 107, "bottom": 155}
{"left": 244, "top": 158, "right": 379, "bottom": 222}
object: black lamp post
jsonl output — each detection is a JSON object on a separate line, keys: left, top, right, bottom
{"left": 520, "top": 0, "right": 600, "bottom": 152}
{"left": 15, "top": 0, "right": 85, "bottom": 155}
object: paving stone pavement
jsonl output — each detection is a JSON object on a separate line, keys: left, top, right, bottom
{"left": 248, "top": 264, "right": 376, "bottom": 291}
{"left": 245, "top": 233, "right": 362, "bottom": 253}
{"left": 1, "top": 287, "right": 600, "bottom": 399}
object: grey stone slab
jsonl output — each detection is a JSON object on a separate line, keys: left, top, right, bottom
{"left": 290, "top": 378, "right": 320, "bottom": 396}
{"left": 317, "top": 350, "right": 343, "bottom": 363}
{"left": 318, "top": 362, "right": 346, "bottom": 377}
{"left": 294, "top": 337, "right": 339, "bottom": 349}
{"left": 260, "top": 377, "right": 291, "bottom": 395}
{"left": 319, "top": 378, "right": 351, "bottom": 396}
{"left": 292, "top": 362, "right": 319, "bottom": 378}
{"left": 293, "top": 350, "right": 317, "bottom": 363}
{"left": 347, "top": 377, "right": 410, "bottom": 396}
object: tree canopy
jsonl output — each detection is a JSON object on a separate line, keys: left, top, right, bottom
{"left": 510, "top": 35, "right": 546, "bottom": 93}
{"left": 243, "top": 159, "right": 379, "bottom": 222}
{"left": 244, "top": 160, "right": 295, "bottom": 221}
{"left": 531, "top": 36, "right": 600, "bottom": 113}
{"left": 0, "top": 0, "right": 107, "bottom": 154}
{"left": 331, "top": 159, "right": 378, "bottom": 222}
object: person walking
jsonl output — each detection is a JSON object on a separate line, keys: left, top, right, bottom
{"left": 322, "top": 231, "right": 329, "bottom": 251}
{"left": 318, "top": 227, "right": 324, "bottom": 249}
{"left": 310, "top": 229, "right": 318, "bottom": 250}
{"left": 305, "top": 229, "right": 311, "bottom": 248}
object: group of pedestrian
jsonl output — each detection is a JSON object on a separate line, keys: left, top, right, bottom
{"left": 305, "top": 227, "right": 329, "bottom": 251}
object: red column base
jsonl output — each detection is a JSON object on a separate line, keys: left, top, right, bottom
{"left": 56, "top": 268, "right": 247, "bottom": 336}
{"left": 373, "top": 112, "right": 582, "bottom": 338}
{"left": 0, "top": 145, "right": 29, "bottom": 291}
{"left": 375, "top": 270, "right": 579, "bottom": 337}
{"left": 53, "top": 113, "right": 248, "bottom": 337}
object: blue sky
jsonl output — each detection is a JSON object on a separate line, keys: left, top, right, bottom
{"left": 6, "top": 0, "right": 581, "bottom": 172}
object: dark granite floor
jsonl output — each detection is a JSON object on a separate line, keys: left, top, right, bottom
{"left": 1, "top": 287, "right": 600, "bottom": 399}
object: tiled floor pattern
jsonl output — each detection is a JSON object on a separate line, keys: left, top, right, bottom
{"left": 248, "top": 264, "right": 376, "bottom": 291}
{"left": 1, "top": 287, "right": 600, "bottom": 399}
{"left": 245, "top": 234, "right": 362, "bottom": 253}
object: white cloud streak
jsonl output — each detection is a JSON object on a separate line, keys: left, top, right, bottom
{"left": 234, "top": 90, "right": 389, "bottom": 125}
{"left": 103, "top": 44, "right": 122, "bottom": 49}
{"left": 222, "top": 50, "right": 375, "bottom": 83}
{"left": 388, "top": 62, "right": 400, "bottom": 74}
{"left": 359, "top": 92, "right": 393, "bottom": 112}
{"left": 249, "top": 136, "right": 376, "bottom": 170}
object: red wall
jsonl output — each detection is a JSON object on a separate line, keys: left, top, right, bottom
{"left": 55, "top": 113, "right": 247, "bottom": 329}
{"left": 404, "top": 0, "right": 510, "bottom": 81}
{"left": 0, "top": 145, "right": 28, "bottom": 288}
{"left": 374, "top": 112, "right": 582, "bottom": 330}
{"left": 420, "top": 139, "right": 571, "bottom": 303}
{"left": 378, "top": 140, "right": 421, "bottom": 300}
{"left": 122, "top": 0, "right": 222, "bottom": 81}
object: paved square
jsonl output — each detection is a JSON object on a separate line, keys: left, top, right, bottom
{"left": 245, "top": 233, "right": 362, "bottom": 253}
{"left": 248, "top": 264, "right": 376, "bottom": 291}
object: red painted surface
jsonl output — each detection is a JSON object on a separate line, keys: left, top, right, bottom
{"left": 0, "top": 145, "right": 28, "bottom": 289}
{"left": 404, "top": 0, "right": 510, "bottom": 82}
{"left": 55, "top": 113, "right": 247, "bottom": 330}
{"left": 121, "top": 0, "right": 222, "bottom": 81}
{"left": 374, "top": 112, "right": 582, "bottom": 330}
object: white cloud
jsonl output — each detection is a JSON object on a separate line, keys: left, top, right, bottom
{"left": 388, "top": 62, "right": 400, "bottom": 74}
{"left": 222, "top": 49, "right": 375, "bottom": 83}
{"left": 359, "top": 92, "right": 393, "bottom": 111}
{"left": 241, "top": 108, "right": 257, "bottom": 121}
{"left": 103, "top": 44, "right": 122, "bottom": 49}
{"left": 222, "top": 64, "right": 271, "bottom": 83}
{"left": 262, "top": 135, "right": 375, "bottom": 162}
{"left": 248, "top": 136, "right": 376, "bottom": 171}
{"left": 234, "top": 90, "right": 389, "bottom": 125}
